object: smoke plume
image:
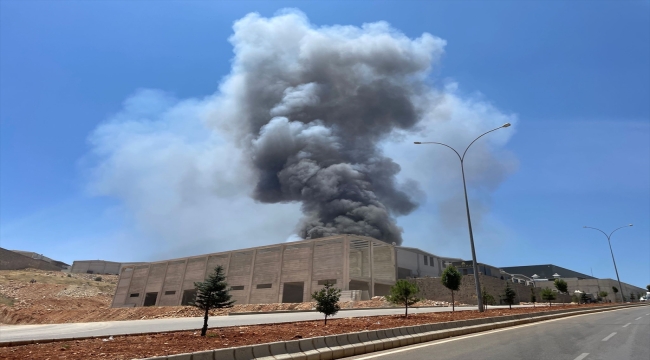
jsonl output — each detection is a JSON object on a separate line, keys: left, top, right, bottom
{"left": 87, "top": 10, "right": 516, "bottom": 255}
{"left": 208, "top": 11, "right": 447, "bottom": 244}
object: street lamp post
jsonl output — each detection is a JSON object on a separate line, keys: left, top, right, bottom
{"left": 583, "top": 224, "right": 632, "bottom": 303}
{"left": 415, "top": 123, "right": 511, "bottom": 312}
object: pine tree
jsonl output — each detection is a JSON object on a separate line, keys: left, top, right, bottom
{"left": 441, "top": 265, "right": 462, "bottom": 312}
{"left": 311, "top": 282, "right": 341, "bottom": 325}
{"left": 541, "top": 287, "right": 555, "bottom": 306}
{"left": 386, "top": 280, "right": 420, "bottom": 317}
{"left": 190, "top": 266, "right": 235, "bottom": 336}
{"left": 482, "top": 289, "right": 494, "bottom": 309}
{"left": 530, "top": 287, "right": 537, "bottom": 307}
{"left": 580, "top": 292, "right": 589, "bottom": 304}
{"left": 503, "top": 282, "right": 516, "bottom": 309}
{"left": 553, "top": 279, "right": 568, "bottom": 294}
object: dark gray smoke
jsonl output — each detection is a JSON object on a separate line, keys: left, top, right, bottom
{"left": 214, "top": 11, "right": 447, "bottom": 244}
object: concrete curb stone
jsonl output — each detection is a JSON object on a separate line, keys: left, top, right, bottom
{"left": 311, "top": 336, "right": 333, "bottom": 360}
{"left": 324, "top": 335, "right": 345, "bottom": 358}
{"left": 283, "top": 340, "right": 306, "bottom": 360}
{"left": 212, "top": 347, "right": 236, "bottom": 360}
{"left": 233, "top": 345, "right": 254, "bottom": 360}
{"left": 250, "top": 343, "right": 273, "bottom": 359}
{"left": 191, "top": 350, "right": 214, "bottom": 360}
{"left": 346, "top": 332, "right": 366, "bottom": 355}
{"left": 267, "top": 341, "right": 290, "bottom": 359}
{"left": 166, "top": 353, "right": 192, "bottom": 360}
{"left": 298, "top": 338, "right": 320, "bottom": 360}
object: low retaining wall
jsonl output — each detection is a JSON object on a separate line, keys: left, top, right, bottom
{"left": 412, "top": 275, "right": 572, "bottom": 305}
{"left": 0, "top": 248, "right": 63, "bottom": 272}
{"left": 139, "top": 304, "right": 645, "bottom": 360}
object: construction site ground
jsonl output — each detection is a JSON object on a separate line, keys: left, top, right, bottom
{"left": 0, "top": 269, "right": 461, "bottom": 325}
{"left": 0, "top": 269, "right": 612, "bottom": 359}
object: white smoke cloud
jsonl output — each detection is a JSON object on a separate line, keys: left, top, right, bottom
{"left": 85, "top": 10, "right": 517, "bottom": 257}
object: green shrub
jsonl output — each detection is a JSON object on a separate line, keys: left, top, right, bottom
{"left": 386, "top": 280, "right": 420, "bottom": 317}
{"left": 441, "top": 265, "right": 462, "bottom": 312}
{"left": 311, "top": 282, "right": 341, "bottom": 325}
{"left": 503, "top": 282, "right": 516, "bottom": 309}
{"left": 541, "top": 287, "right": 556, "bottom": 306}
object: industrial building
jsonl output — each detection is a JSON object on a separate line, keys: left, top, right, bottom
{"left": 71, "top": 260, "right": 142, "bottom": 275}
{"left": 395, "top": 246, "right": 462, "bottom": 279}
{"left": 500, "top": 264, "right": 596, "bottom": 280}
{"left": 111, "top": 236, "right": 478, "bottom": 308}
{"left": 112, "top": 235, "right": 400, "bottom": 308}
{"left": 447, "top": 260, "right": 503, "bottom": 278}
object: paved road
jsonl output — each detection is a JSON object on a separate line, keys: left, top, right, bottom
{"left": 0, "top": 305, "right": 531, "bottom": 343}
{"left": 345, "top": 305, "right": 650, "bottom": 360}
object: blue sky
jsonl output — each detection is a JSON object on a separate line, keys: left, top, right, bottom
{"left": 1, "top": 1, "right": 648, "bottom": 289}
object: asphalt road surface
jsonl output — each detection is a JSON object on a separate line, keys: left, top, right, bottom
{"left": 0, "top": 304, "right": 530, "bottom": 343}
{"left": 344, "top": 305, "right": 650, "bottom": 360}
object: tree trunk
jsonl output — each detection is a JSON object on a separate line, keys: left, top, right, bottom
{"left": 324, "top": 315, "right": 328, "bottom": 325}
{"left": 451, "top": 290, "right": 455, "bottom": 312}
{"left": 405, "top": 302, "right": 408, "bottom": 318}
{"left": 201, "top": 307, "right": 209, "bottom": 336}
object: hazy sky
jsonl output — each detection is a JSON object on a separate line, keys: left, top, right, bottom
{"left": 1, "top": 1, "right": 648, "bottom": 288}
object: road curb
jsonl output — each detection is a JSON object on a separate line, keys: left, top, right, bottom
{"left": 227, "top": 305, "right": 477, "bottom": 316}
{"left": 132, "top": 304, "right": 646, "bottom": 360}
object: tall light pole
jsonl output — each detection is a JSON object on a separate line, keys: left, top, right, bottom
{"left": 583, "top": 224, "right": 632, "bottom": 302}
{"left": 415, "top": 122, "right": 511, "bottom": 312}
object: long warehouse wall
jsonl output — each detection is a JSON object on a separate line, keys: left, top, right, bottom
{"left": 112, "top": 235, "right": 397, "bottom": 308}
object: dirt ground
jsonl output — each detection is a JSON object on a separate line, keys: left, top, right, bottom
{"left": 0, "top": 269, "right": 460, "bottom": 325}
{"left": 0, "top": 303, "right": 612, "bottom": 360}
{"left": 0, "top": 270, "right": 617, "bottom": 359}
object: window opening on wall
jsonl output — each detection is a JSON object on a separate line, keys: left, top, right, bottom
{"left": 129, "top": 293, "right": 139, "bottom": 298}
{"left": 256, "top": 284, "right": 272, "bottom": 289}
{"left": 181, "top": 289, "right": 197, "bottom": 305}
{"left": 164, "top": 290, "right": 176, "bottom": 295}
{"left": 317, "top": 279, "right": 337, "bottom": 285}
{"left": 429, "top": 257, "right": 434, "bottom": 266}
{"left": 144, "top": 292, "right": 158, "bottom": 306}
{"left": 424, "top": 256, "right": 428, "bottom": 265}
{"left": 231, "top": 285, "right": 245, "bottom": 291}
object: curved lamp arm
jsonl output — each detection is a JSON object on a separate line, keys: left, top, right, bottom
{"left": 584, "top": 224, "right": 632, "bottom": 240}
{"left": 413, "top": 141, "right": 462, "bottom": 161}
{"left": 461, "top": 125, "right": 508, "bottom": 161}
{"left": 414, "top": 123, "right": 510, "bottom": 162}
{"left": 583, "top": 226, "right": 609, "bottom": 239}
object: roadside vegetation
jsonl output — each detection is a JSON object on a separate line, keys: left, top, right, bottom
{"left": 441, "top": 265, "right": 462, "bottom": 312}
{"left": 386, "top": 280, "right": 419, "bottom": 317}
{"left": 190, "top": 266, "right": 234, "bottom": 336}
{"left": 311, "top": 282, "right": 341, "bottom": 324}
{"left": 541, "top": 287, "right": 556, "bottom": 306}
{"left": 502, "top": 283, "right": 516, "bottom": 309}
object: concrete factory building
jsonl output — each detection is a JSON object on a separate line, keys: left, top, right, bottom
{"left": 71, "top": 260, "right": 143, "bottom": 275}
{"left": 112, "top": 235, "right": 406, "bottom": 308}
